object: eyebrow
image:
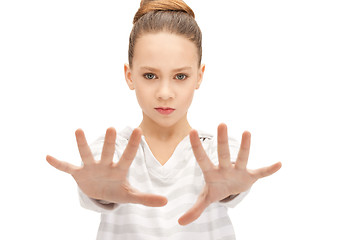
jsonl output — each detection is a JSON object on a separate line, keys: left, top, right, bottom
{"left": 140, "top": 66, "right": 192, "bottom": 72}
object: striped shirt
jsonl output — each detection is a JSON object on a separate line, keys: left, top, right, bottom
{"left": 79, "top": 126, "right": 249, "bottom": 240}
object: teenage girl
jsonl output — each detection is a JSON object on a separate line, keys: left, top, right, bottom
{"left": 46, "top": 0, "right": 282, "bottom": 239}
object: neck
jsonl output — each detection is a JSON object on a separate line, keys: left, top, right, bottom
{"left": 138, "top": 113, "right": 192, "bottom": 142}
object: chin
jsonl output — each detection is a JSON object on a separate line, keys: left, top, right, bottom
{"left": 143, "top": 110, "right": 185, "bottom": 128}
{"left": 155, "top": 120, "right": 178, "bottom": 128}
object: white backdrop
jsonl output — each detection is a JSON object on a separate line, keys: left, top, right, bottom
{"left": 1, "top": 0, "right": 350, "bottom": 239}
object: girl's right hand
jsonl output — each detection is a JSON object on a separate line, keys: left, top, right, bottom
{"left": 46, "top": 127, "right": 168, "bottom": 207}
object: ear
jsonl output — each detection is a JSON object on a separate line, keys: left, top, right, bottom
{"left": 124, "top": 63, "right": 135, "bottom": 90}
{"left": 195, "top": 64, "right": 205, "bottom": 90}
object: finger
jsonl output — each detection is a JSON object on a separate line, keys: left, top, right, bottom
{"left": 178, "top": 195, "right": 210, "bottom": 226}
{"left": 100, "top": 127, "right": 117, "bottom": 165}
{"left": 235, "top": 131, "right": 251, "bottom": 170}
{"left": 116, "top": 128, "right": 142, "bottom": 170}
{"left": 75, "top": 129, "right": 95, "bottom": 165}
{"left": 46, "top": 155, "right": 79, "bottom": 175}
{"left": 217, "top": 123, "right": 232, "bottom": 168}
{"left": 190, "top": 129, "right": 214, "bottom": 172}
{"left": 251, "top": 162, "right": 282, "bottom": 179}
{"left": 130, "top": 192, "right": 168, "bottom": 207}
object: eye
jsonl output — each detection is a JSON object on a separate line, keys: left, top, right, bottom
{"left": 175, "top": 74, "right": 188, "bottom": 80}
{"left": 144, "top": 73, "right": 156, "bottom": 80}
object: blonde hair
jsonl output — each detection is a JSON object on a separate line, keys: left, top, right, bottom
{"left": 128, "top": 0, "right": 202, "bottom": 68}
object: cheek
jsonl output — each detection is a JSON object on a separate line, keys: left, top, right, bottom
{"left": 179, "top": 88, "right": 195, "bottom": 105}
{"left": 135, "top": 88, "right": 150, "bottom": 106}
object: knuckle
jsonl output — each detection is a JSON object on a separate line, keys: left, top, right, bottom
{"left": 220, "top": 152, "right": 231, "bottom": 159}
{"left": 197, "top": 155, "right": 207, "bottom": 162}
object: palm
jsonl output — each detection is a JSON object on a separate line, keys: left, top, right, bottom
{"left": 46, "top": 127, "right": 167, "bottom": 207}
{"left": 71, "top": 159, "right": 131, "bottom": 204}
{"left": 199, "top": 164, "right": 256, "bottom": 204}
{"left": 178, "top": 123, "right": 282, "bottom": 225}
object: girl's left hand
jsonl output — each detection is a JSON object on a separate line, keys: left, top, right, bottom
{"left": 178, "top": 123, "right": 282, "bottom": 225}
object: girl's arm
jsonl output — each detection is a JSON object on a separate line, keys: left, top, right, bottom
{"left": 46, "top": 127, "right": 168, "bottom": 211}
{"left": 178, "top": 123, "right": 282, "bottom": 225}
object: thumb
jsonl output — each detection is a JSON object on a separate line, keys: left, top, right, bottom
{"left": 131, "top": 192, "right": 168, "bottom": 207}
{"left": 178, "top": 195, "right": 210, "bottom": 226}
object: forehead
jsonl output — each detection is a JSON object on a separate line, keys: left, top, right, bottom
{"left": 133, "top": 32, "right": 198, "bottom": 69}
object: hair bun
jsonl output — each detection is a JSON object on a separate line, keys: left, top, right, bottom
{"left": 134, "top": 0, "right": 195, "bottom": 24}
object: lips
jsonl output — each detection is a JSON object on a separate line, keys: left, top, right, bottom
{"left": 155, "top": 107, "right": 175, "bottom": 115}
{"left": 155, "top": 107, "right": 175, "bottom": 110}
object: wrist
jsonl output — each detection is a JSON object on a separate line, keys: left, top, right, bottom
{"left": 219, "top": 193, "right": 240, "bottom": 203}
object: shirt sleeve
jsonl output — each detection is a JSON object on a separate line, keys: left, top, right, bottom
{"left": 218, "top": 189, "right": 250, "bottom": 208}
{"left": 77, "top": 136, "right": 120, "bottom": 213}
{"left": 78, "top": 187, "right": 119, "bottom": 213}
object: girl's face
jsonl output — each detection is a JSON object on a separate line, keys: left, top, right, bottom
{"left": 124, "top": 32, "right": 205, "bottom": 128}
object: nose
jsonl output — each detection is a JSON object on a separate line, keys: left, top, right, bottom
{"left": 156, "top": 79, "right": 175, "bottom": 100}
